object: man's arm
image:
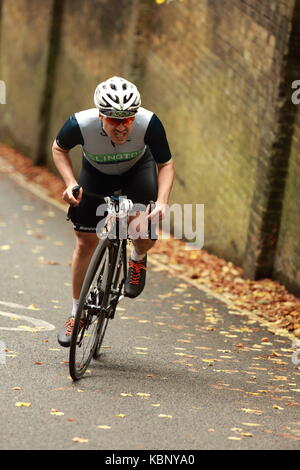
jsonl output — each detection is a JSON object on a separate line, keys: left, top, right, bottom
{"left": 148, "top": 159, "right": 174, "bottom": 222}
{"left": 144, "top": 114, "right": 174, "bottom": 221}
{"left": 52, "top": 114, "right": 84, "bottom": 206}
{"left": 52, "top": 140, "right": 82, "bottom": 206}
{"left": 157, "top": 160, "right": 174, "bottom": 204}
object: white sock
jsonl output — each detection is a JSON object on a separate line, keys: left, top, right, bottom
{"left": 131, "top": 248, "right": 146, "bottom": 262}
{"left": 71, "top": 298, "right": 79, "bottom": 317}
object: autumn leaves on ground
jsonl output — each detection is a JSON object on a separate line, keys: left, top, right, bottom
{"left": 1, "top": 142, "right": 300, "bottom": 339}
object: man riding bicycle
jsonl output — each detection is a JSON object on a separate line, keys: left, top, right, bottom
{"left": 52, "top": 76, "right": 174, "bottom": 347}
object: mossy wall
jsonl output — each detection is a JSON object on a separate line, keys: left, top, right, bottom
{"left": 1, "top": 0, "right": 300, "bottom": 293}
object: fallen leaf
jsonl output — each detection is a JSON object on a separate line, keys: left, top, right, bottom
{"left": 27, "top": 304, "right": 41, "bottom": 311}
{"left": 50, "top": 409, "right": 64, "bottom": 416}
{"left": 241, "top": 408, "right": 263, "bottom": 415}
{"left": 158, "top": 414, "right": 172, "bottom": 419}
{"left": 241, "top": 423, "right": 262, "bottom": 427}
{"left": 273, "top": 405, "right": 284, "bottom": 410}
{"left": 136, "top": 393, "right": 151, "bottom": 398}
{"left": 15, "top": 402, "right": 31, "bottom": 407}
{"left": 72, "top": 437, "right": 88, "bottom": 443}
{"left": 0, "top": 245, "right": 11, "bottom": 251}
{"left": 97, "top": 425, "right": 111, "bottom": 430}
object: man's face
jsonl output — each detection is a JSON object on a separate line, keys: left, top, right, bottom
{"left": 99, "top": 115, "right": 135, "bottom": 145}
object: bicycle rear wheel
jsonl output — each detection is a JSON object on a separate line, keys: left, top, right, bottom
{"left": 69, "top": 237, "right": 110, "bottom": 380}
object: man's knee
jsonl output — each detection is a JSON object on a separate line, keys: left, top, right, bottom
{"left": 74, "top": 232, "right": 98, "bottom": 256}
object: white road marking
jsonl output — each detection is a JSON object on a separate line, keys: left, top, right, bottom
{"left": 0, "top": 300, "right": 32, "bottom": 310}
{"left": 0, "top": 301, "right": 55, "bottom": 332}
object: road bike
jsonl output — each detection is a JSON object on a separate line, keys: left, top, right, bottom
{"left": 68, "top": 186, "right": 156, "bottom": 380}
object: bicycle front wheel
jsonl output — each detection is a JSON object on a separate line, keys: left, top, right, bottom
{"left": 93, "top": 239, "right": 126, "bottom": 359}
{"left": 69, "top": 237, "right": 110, "bottom": 380}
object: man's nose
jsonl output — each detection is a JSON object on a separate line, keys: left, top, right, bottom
{"left": 116, "top": 123, "right": 126, "bottom": 131}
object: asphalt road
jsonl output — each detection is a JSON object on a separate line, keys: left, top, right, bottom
{"left": 0, "top": 170, "right": 299, "bottom": 452}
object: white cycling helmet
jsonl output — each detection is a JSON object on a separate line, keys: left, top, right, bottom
{"left": 94, "top": 76, "right": 141, "bottom": 117}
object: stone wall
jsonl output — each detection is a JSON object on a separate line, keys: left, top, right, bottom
{"left": 1, "top": 0, "right": 300, "bottom": 294}
{"left": 139, "top": 0, "right": 295, "bottom": 269}
{"left": 274, "top": 0, "right": 300, "bottom": 294}
{"left": 274, "top": 104, "right": 300, "bottom": 293}
{"left": 46, "top": 0, "right": 140, "bottom": 175}
{"left": 0, "top": 0, "right": 54, "bottom": 159}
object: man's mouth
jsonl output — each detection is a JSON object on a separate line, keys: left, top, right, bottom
{"left": 113, "top": 130, "right": 128, "bottom": 140}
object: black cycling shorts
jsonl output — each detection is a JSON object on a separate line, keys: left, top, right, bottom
{"left": 69, "top": 148, "right": 158, "bottom": 232}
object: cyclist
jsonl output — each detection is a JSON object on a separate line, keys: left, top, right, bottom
{"left": 52, "top": 76, "right": 174, "bottom": 347}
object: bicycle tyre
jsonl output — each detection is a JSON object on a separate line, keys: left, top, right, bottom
{"left": 93, "top": 240, "right": 126, "bottom": 359}
{"left": 69, "top": 237, "right": 110, "bottom": 380}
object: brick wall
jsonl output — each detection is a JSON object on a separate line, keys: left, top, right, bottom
{"left": 274, "top": 104, "right": 300, "bottom": 293}
{"left": 273, "top": 0, "right": 300, "bottom": 294}
{"left": 139, "top": 0, "right": 295, "bottom": 266}
{"left": 1, "top": 0, "right": 300, "bottom": 293}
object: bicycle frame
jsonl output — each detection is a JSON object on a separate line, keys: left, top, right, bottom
{"left": 69, "top": 191, "right": 156, "bottom": 379}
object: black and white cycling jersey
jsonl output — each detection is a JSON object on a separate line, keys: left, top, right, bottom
{"left": 56, "top": 107, "right": 172, "bottom": 175}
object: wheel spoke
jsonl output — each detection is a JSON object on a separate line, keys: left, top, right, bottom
{"left": 69, "top": 238, "right": 126, "bottom": 379}
{"left": 69, "top": 240, "right": 111, "bottom": 380}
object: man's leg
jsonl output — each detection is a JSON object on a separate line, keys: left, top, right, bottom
{"left": 71, "top": 231, "right": 99, "bottom": 299}
{"left": 58, "top": 230, "right": 98, "bottom": 347}
{"left": 124, "top": 210, "right": 157, "bottom": 298}
{"left": 128, "top": 210, "right": 157, "bottom": 256}
{"left": 122, "top": 151, "right": 159, "bottom": 299}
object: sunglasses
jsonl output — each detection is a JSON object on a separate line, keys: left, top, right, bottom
{"left": 101, "top": 109, "right": 137, "bottom": 118}
{"left": 104, "top": 116, "right": 135, "bottom": 126}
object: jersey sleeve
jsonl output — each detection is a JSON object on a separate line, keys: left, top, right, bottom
{"left": 144, "top": 114, "right": 172, "bottom": 164}
{"left": 55, "top": 114, "right": 84, "bottom": 150}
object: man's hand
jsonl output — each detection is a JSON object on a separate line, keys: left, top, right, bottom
{"left": 63, "top": 184, "right": 83, "bottom": 207}
{"left": 147, "top": 201, "right": 167, "bottom": 224}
